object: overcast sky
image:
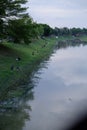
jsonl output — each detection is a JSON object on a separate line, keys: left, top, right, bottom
{"left": 28, "top": 0, "right": 87, "bottom": 28}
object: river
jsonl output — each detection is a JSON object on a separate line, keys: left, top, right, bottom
{"left": 1, "top": 42, "right": 87, "bottom": 130}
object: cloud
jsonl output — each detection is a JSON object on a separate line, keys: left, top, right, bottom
{"left": 28, "top": 0, "right": 87, "bottom": 27}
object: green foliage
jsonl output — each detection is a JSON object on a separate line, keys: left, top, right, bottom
{"left": 0, "top": 38, "right": 56, "bottom": 100}
{"left": 0, "top": 0, "right": 28, "bottom": 19}
{"left": 0, "top": 1, "right": 87, "bottom": 44}
{"left": 7, "top": 17, "right": 45, "bottom": 44}
{"left": 0, "top": 0, "right": 29, "bottom": 41}
{"left": 53, "top": 27, "right": 87, "bottom": 36}
{"left": 0, "top": 1, "right": 46, "bottom": 44}
{"left": 8, "top": 16, "right": 33, "bottom": 44}
{"left": 39, "top": 24, "right": 53, "bottom": 37}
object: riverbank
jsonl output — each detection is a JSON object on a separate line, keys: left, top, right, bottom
{"left": 0, "top": 37, "right": 56, "bottom": 101}
{"left": 55, "top": 35, "right": 87, "bottom": 49}
{"left": 0, "top": 35, "right": 87, "bottom": 102}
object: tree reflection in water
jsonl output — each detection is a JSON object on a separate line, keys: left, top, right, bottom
{"left": 1, "top": 39, "right": 87, "bottom": 130}
{"left": 0, "top": 72, "right": 35, "bottom": 130}
{"left": 56, "top": 38, "right": 87, "bottom": 49}
{"left": 0, "top": 57, "right": 49, "bottom": 130}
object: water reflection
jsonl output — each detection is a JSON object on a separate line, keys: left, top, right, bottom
{"left": 24, "top": 42, "right": 87, "bottom": 130}
{"left": 0, "top": 65, "right": 36, "bottom": 130}
{"left": 56, "top": 38, "right": 87, "bottom": 49}
{"left": 1, "top": 40, "right": 87, "bottom": 130}
{"left": 0, "top": 54, "right": 50, "bottom": 130}
{"left": 0, "top": 87, "right": 33, "bottom": 130}
{"left": 51, "top": 46, "right": 87, "bottom": 85}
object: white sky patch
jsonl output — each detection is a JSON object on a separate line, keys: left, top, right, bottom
{"left": 28, "top": 0, "right": 87, "bottom": 28}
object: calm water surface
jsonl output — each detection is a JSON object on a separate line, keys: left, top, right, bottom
{"left": 1, "top": 44, "right": 87, "bottom": 130}
{"left": 23, "top": 44, "right": 87, "bottom": 130}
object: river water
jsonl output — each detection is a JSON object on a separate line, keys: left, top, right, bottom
{"left": 1, "top": 43, "right": 87, "bottom": 130}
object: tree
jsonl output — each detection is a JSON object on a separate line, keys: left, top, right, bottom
{"left": 30, "top": 23, "right": 44, "bottom": 39}
{"left": 41, "top": 24, "right": 53, "bottom": 37}
{"left": 0, "top": 0, "right": 29, "bottom": 40}
{"left": 70, "top": 28, "right": 82, "bottom": 36}
{"left": 8, "top": 16, "right": 34, "bottom": 44}
{"left": 0, "top": 0, "right": 28, "bottom": 19}
{"left": 8, "top": 17, "right": 44, "bottom": 44}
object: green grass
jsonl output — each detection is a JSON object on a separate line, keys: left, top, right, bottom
{"left": 57, "top": 35, "right": 73, "bottom": 41}
{"left": 57, "top": 35, "right": 87, "bottom": 42}
{"left": 79, "top": 35, "right": 87, "bottom": 42}
{"left": 0, "top": 38, "right": 56, "bottom": 100}
{"left": 0, "top": 35, "right": 87, "bottom": 101}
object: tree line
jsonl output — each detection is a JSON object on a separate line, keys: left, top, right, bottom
{"left": 0, "top": 0, "right": 87, "bottom": 44}
{"left": 53, "top": 27, "right": 87, "bottom": 37}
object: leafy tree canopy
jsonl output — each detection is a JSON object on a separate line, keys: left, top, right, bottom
{"left": 0, "top": 0, "right": 29, "bottom": 40}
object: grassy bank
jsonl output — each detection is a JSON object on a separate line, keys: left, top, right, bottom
{"left": 79, "top": 35, "right": 87, "bottom": 42}
{"left": 0, "top": 37, "right": 56, "bottom": 100}
{"left": 0, "top": 35, "right": 87, "bottom": 101}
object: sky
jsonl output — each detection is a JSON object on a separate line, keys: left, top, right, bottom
{"left": 28, "top": 0, "right": 87, "bottom": 28}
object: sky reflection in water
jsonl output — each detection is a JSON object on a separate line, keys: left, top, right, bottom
{"left": 24, "top": 45, "right": 87, "bottom": 130}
